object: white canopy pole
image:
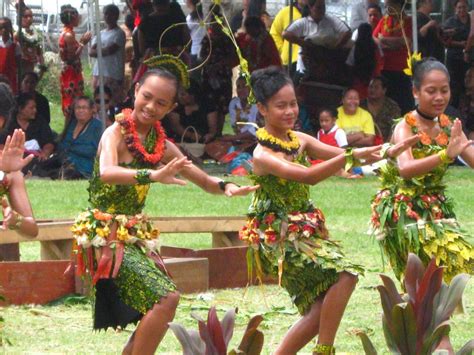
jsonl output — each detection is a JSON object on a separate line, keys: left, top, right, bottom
{"left": 93, "top": 0, "right": 106, "bottom": 130}
{"left": 411, "top": 0, "right": 418, "bottom": 54}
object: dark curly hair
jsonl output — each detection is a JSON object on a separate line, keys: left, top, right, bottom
{"left": 251, "top": 66, "right": 293, "bottom": 105}
{"left": 60, "top": 5, "right": 78, "bottom": 26}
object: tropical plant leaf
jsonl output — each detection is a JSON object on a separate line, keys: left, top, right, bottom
{"left": 207, "top": 306, "right": 227, "bottom": 355}
{"left": 416, "top": 259, "right": 442, "bottom": 308}
{"left": 238, "top": 315, "right": 264, "bottom": 354}
{"left": 404, "top": 253, "right": 425, "bottom": 303}
{"left": 196, "top": 315, "right": 218, "bottom": 355}
{"left": 377, "top": 285, "right": 399, "bottom": 326}
{"left": 356, "top": 331, "right": 378, "bottom": 355}
{"left": 221, "top": 308, "right": 237, "bottom": 348}
{"left": 433, "top": 274, "right": 469, "bottom": 326}
{"left": 419, "top": 321, "right": 450, "bottom": 355}
{"left": 382, "top": 315, "right": 400, "bottom": 353}
{"left": 415, "top": 267, "right": 443, "bottom": 351}
{"left": 391, "top": 303, "right": 417, "bottom": 355}
{"left": 168, "top": 323, "right": 206, "bottom": 355}
{"left": 380, "top": 274, "right": 404, "bottom": 304}
{"left": 456, "top": 339, "right": 474, "bottom": 355}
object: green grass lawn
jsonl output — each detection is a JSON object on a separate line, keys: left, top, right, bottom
{"left": 2, "top": 168, "right": 473, "bottom": 353}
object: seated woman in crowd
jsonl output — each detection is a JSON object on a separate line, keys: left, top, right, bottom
{"left": 20, "top": 72, "right": 51, "bottom": 124}
{"left": 227, "top": 75, "right": 259, "bottom": 141}
{"left": 336, "top": 88, "right": 376, "bottom": 147}
{"left": 57, "top": 96, "right": 102, "bottom": 179}
{"left": 361, "top": 76, "right": 401, "bottom": 142}
{"left": 0, "top": 93, "right": 55, "bottom": 160}
{"left": 164, "top": 80, "right": 218, "bottom": 144}
{"left": 0, "top": 82, "right": 14, "bottom": 130}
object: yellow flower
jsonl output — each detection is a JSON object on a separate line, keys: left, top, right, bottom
{"left": 256, "top": 128, "right": 300, "bottom": 154}
{"left": 117, "top": 226, "right": 130, "bottom": 241}
{"left": 403, "top": 51, "right": 422, "bottom": 77}
{"left": 95, "top": 226, "right": 110, "bottom": 238}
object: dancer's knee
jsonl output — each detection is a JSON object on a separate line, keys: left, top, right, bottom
{"left": 156, "top": 291, "right": 180, "bottom": 315}
{"left": 339, "top": 272, "right": 358, "bottom": 290}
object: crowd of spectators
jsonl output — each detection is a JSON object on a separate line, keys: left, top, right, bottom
{"left": 1, "top": 0, "right": 474, "bottom": 180}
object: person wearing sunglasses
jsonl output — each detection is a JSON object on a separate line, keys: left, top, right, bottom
{"left": 94, "top": 85, "right": 116, "bottom": 127}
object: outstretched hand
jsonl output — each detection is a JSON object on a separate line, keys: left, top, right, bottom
{"left": 353, "top": 145, "right": 383, "bottom": 165}
{"left": 224, "top": 184, "right": 260, "bottom": 197}
{"left": 386, "top": 134, "right": 420, "bottom": 158}
{"left": 151, "top": 157, "right": 192, "bottom": 185}
{"left": 0, "top": 129, "right": 34, "bottom": 173}
{"left": 447, "top": 119, "right": 473, "bottom": 159}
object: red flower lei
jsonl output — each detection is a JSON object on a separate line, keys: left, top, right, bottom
{"left": 117, "top": 109, "right": 167, "bottom": 165}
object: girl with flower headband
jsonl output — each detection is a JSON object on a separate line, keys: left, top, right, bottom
{"left": 370, "top": 56, "right": 474, "bottom": 330}
{"left": 71, "top": 65, "right": 257, "bottom": 354}
{"left": 240, "top": 66, "right": 417, "bottom": 355}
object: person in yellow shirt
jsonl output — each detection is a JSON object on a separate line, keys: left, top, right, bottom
{"left": 336, "top": 88, "right": 376, "bottom": 147}
{"left": 270, "top": 0, "right": 307, "bottom": 70}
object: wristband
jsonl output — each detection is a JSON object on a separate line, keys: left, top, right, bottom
{"left": 438, "top": 149, "right": 454, "bottom": 165}
{"left": 218, "top": 180, "right": 240, "bottom": 192}
{"left": 135, "top": 169, "right": 152, "bottom": 184}
{"left": 344, "top": 148, "right": 361, "bottom": 171}
{"left": 380, "top": 143, "right": 393, "bottom": 159}
{"left": 312, "top": 344, "right": 335, "bottom": 355}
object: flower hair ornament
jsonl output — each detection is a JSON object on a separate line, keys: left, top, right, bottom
{"left": 144, "top": 54, "right": 190, "bottom": 89}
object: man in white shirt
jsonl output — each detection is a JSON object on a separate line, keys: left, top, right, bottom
{"left": 283, "top": 0, "right": 351, "bottom": 74}
{"left": 90, "top": 4, "right": 126, "bottom": 105}
{"left": 350, "top": 0, "right": 381, "bottom": 30}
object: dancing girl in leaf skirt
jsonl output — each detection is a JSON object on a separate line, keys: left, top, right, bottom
{"left": 370, "top": 58, "right": 474, "bottom": 285}
{"left": 239, "top": 67, "right": 417, "bottom": 355}
{"left": 71, "top": 66, "right": 257, "bottom": 354}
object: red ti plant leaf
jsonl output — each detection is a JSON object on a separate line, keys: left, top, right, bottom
{"left": 391, "top": 303, "right": 417, "bottom": 355}
{"left": 238, "top": 315, "right": 264, "bottom": 354}
{"left": 415, "top": 258, "right": 442, "bottom": 308}
{"left": 382, "top": 315, "right": 400, "bottom": 353}
{"left": 207, "top": 306, "right": 227, "bottom": 355}
{"left": 457, "top": 339, "right": 474, "bottom": 355}
{"left": 414, "top": 264, "right": 443, "bottom": 352}
{"left": 356, "top": 331, "right": 378, "bottom": 355}
{"left": 168, "top": 323, "right": 206, "bottom": 355}
{"left": 419, "top": 320, "right": 450, "bottom": 355}
{"left": 377, "top": 284, "right": 401, "bottom": 328}
{"left": 221, "top": 308, "right": 237, "bottom": 348}
{"left": 380, "top": 274, "right": 404, "bottom": 305}
{"left": 432, "top": 274, "right": 470, "bottom": 327}
{"left": 404, "top": 253, "right": 425, "bottom": 303}
{"left": 193, "top": 312, "right": 218, "bottom": 355}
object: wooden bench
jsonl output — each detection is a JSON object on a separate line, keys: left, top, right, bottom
{"left": 0, "top": 216, "right": 251, "bottom": 305}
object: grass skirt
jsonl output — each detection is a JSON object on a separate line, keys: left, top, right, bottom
{"left": 94, "top": 245, "right": 176, "bottom": 330}
{"left": 241, "top": 209, "right": 364, "bottom": 315}
{"left": 370, "top": 189, "right": 474, "bottom": 282}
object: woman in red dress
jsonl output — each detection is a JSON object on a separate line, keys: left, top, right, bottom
{"left": 58, "top": 5, "right": 91, "bottom": 117}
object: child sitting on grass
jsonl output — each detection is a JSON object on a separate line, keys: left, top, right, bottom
{"left": 314, "top": 107, "right": 362, "bottom": 177}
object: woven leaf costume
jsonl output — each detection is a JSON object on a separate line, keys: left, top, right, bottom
{"left": 370, "top": 114, "right": 474, "bottom": 282}
{"left": 71, "top": 112, "right": 176, "bottom": 330}
{"left": 241, "top": 154, "right": 364, "bottom": 315}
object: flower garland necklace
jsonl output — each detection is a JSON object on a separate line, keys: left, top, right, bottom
{"left": 405, "top": 111, "right": 452, "bottom": 147}
{"left": 382, "top": 15, "right": 402, "bottom": 35}
{"left": 256, "top": 127, "right": 300, "bottom": 155}
{"left": 117, "top": 109, "right": 167, "bottom": 165}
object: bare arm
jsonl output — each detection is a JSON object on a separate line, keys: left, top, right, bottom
{"left": 282, "top": 30, "right": 305, "bottom": 47}
{"left": 335, "top": 31, "right": 351, "bottom": 48}
{"left": 3, "top": 171, "right": 38, "bottom": 237}
{"left": 394, "top": 119, "right": 471, "bottom": 178}
{"left": 299, "top": 131, "right": 344, "bottom": 160}
{"left": 98, "top": 124, "right": 190, "bottom": 185}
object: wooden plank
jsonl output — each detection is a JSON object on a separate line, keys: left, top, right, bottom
{"left": 165, "top": 257, "right": 209, "bottom": 293}
{"left": 212, "top": 232, "right": 244, "bottom": 248}
{"left": 0, "top": 216, "right": 246, "bottom": 244}
{"left": 0, "top": 261, "right": 75, "bottom": 305}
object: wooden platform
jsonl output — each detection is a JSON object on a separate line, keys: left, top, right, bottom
{"left": 0, "top": 216, "right": 249, "bottom": 304}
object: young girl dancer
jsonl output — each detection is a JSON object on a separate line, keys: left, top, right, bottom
{"left": 370, "top": 58, "right": 474, "bottom": 283}
{"left": 71, "top": 66, "right": 257, "bottom": 355}
{"left": 240, "top": 67, "right": 417, "bottom": 354}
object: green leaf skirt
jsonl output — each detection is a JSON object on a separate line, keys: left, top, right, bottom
{"left": 93, "top": 245, "right": 176, "bottom": 330}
